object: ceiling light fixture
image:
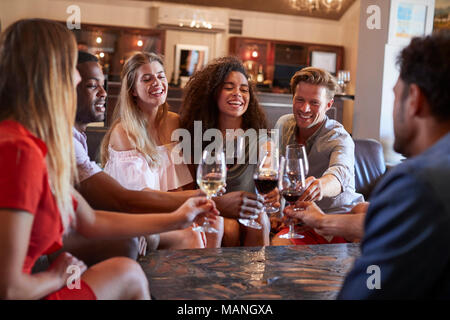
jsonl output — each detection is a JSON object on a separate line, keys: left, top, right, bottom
{"left": 184, "top": 10, "right": 214, "bottom": 30}
{"left": 289, "top": 0, "right": 343, "bottom": 13}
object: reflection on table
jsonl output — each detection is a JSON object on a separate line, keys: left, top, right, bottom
{"left": 139, "top": 243, "right": 360, "bottom": 300}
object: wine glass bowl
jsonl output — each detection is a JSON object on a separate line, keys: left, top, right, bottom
{"left": 285, "top": 144, "right": 309, "bottom": 176}
{"left": 337, "top": 70, "right": 350, "bottom": 94}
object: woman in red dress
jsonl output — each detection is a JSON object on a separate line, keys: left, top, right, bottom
{"left": 0, "top": 19, "right": 217, "bottom": 300}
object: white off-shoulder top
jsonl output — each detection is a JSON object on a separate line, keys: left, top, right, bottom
{"left": 104, "top": 142, "right": 193, "bottom": 192}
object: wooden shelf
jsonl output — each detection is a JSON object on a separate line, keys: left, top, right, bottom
{"left": 68, "top": 22, "right": 165, "bottom": 82}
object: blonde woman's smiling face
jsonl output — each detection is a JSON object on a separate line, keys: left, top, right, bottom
{"left": 132, "top": 61, "right": 168, "bottom": 111}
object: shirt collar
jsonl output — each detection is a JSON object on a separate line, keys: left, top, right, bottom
{"left": 72, "top": 126, "right": 87, "bottom": 140}
{"left": 295, "top": 116, "right": 329, "bottom": 152}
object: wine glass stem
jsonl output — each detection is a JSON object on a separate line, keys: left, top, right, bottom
{"left": 203, "top": 193, "right": 216, "bottom": 228}
{"left": 288, "top": 223, "right": 295, "bottom": 236}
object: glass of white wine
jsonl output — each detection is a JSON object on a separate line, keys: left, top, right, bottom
{"left": 193, "top": 149, "right": 226, "bottom": 233}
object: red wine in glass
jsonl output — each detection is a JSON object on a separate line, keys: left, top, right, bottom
{"left": 281, "top": 189, "right": 304, "bottom": 204}
{"left": 254, "top": 174, "right": 279, "bottom": 194}
{"left": 278, "top": 157, "right": 305, "bottom": 239}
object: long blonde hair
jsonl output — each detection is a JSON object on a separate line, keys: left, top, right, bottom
{"left": 0, "top": 19, "right": 78, "bottom": 229}
{"left": 101, "top": 52, "right": 168, "bottom": 167}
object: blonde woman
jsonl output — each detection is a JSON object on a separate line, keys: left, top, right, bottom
{"left": 101, "top": 52, "right": 223, "bottom": 248}
{"left": 0, "top": 19, "right": 217, "bottom": 300}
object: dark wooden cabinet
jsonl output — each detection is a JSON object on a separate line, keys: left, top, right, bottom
{"left": 67, "top": 22, "right": 165, "bottom": 127}
{"left": 229, "top": 36, "right": 344, "bottom": 93}
{"left": 70, "top": 23, "right": 165, "bottom": 82}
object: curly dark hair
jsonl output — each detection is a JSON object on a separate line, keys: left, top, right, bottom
{"left": 397, "top": 30, "right": 450, "bottom": 120}
{"left": 179, "top": 56, "right": 268, "bottom": 146}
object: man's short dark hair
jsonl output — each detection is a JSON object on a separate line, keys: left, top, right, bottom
{"left": 77, "top": 50, "right": 98, "bottom": 65}
{"left": 397, "top": 31, "right": 450, "bottom": 120}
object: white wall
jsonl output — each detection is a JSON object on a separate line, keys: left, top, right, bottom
{"left": 0, "top": 0, "right": 154, "bottom": 29}
{"left": 353, "top": 0, "right": 391, "bottom": 144}
{"left": 353, "top": 0, "right": 435, "bottom": 165}
{"left": 338, "top": 0, "right": 361, "bottom": 133}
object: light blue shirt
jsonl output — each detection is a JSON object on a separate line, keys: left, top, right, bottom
{"left": 275, "top": 114, "right": 363, "bottom": 210}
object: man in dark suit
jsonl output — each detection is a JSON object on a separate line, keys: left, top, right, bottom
{"left": 285, "top": 31, "right": 450, "bottom": 298}
{"left": 337, "top": 31, "right": 450, "bottom": 299}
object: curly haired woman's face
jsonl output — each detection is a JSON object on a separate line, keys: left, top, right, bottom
{"left": 217, "top": 71, "right": 250, "bottom": 120}
{"left": 132, "top": 61, "right": 168, "bottom": 112}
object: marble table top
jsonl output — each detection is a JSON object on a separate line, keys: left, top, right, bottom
{"left": 139, "top": 243, "right": 360, "bottom": 300}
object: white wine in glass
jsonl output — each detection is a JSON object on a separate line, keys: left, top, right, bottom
{"left": 198, "top": 173, "right": 226, "bottom": 199}
{"left": 193, "top": 149, "right": 226, "bottom": 233}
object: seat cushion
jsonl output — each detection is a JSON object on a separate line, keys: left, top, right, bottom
{"left": 354, "top": 139, "right": 386, "bottom": 200}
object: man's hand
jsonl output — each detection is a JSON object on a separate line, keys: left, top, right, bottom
{"left": 299, "top": 177, "right": 323, "bottom": 202}
{"left": 173, "top": 197, "right": 219, "bottom": 229}
{"left": 214, "top": 191, "right": 263, "bottom": 220}
{"left": 350, "top": 202, "right": 369, "bottom": 214}
{"left": 284, "top": 201, "right": 325, "bottom": 229}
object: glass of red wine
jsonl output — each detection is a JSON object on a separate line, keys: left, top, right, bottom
{"left": 285, "top": 144, "right": 308, "bottom": 213}
{"left": 255, "top": 149, "right": 279, "bottom": 210}
{"left": 259, "top": 129, "right": 280, "bottom": 214}
{"left": 278, "top": 156, "right": 306, "bottom": 239}
{"left": 240, "top": 150, "right": 279, "bottom": 229}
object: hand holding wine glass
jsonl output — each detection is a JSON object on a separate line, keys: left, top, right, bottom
{"left": 258, "top": 129, "right": 280, "bottom": 214}
{"left": 193, "top": 149, "right": 226, "bottom": 233}
{"left": 241, "top": 150, "right": 279, "bottom": 229}
{"left": 174, "top": 196, "right": 220, "bottom": 230}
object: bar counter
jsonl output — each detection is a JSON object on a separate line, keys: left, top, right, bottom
{"left": 138, "top": 243, "right": 360, "bottom": 300}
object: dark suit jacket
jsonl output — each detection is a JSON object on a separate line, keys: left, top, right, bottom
{"left": 338, "top": 133, "right": 450, "bottom": 299}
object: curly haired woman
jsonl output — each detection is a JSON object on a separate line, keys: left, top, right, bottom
{"left": 180, "top": 56, "right": 279, "bottom": 246}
